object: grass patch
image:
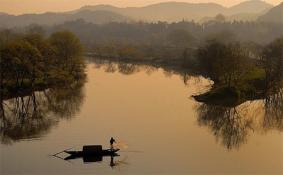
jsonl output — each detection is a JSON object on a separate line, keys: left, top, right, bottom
{"left": 244, "top": 67, "right": 265, "bottom": 82}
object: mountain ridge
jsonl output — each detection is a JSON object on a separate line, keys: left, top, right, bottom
{"left": 74, "top": 1, "right": 273, "bottom": 22}
{"left": 228, "top": 0, "right": 273, "bottom": 14}
{"left": 0, "top": 10, "right": 130, "bottom": 28}
{"left": 0, "top": 1, "right": 276, "bottom": 28}
{"left": 258, "top": 2, "right": 283, "bottom": 23}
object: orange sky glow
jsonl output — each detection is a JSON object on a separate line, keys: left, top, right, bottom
{"left": 0, "top": 0, "right": 281, "bottom": 15}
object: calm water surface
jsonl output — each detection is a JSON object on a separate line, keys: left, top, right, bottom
{"left": 1, "top": 61, "right": 283, "bottom": 175}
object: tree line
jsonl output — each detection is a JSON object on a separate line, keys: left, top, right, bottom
{"left": 1, "top": 19, "right": 282, "bottom": 104}
{"left": 45, "top": 19, "right": 282, "bottom": 59}
{"left": 193, "top": 37, "right": 283, "bottom": 105}
{"left": 0, "top": 30, "right": 85, "bottom": 99}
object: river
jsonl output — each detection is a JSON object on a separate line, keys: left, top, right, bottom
{"left": 1, "top": 60, "right": 282, "bottom": 175}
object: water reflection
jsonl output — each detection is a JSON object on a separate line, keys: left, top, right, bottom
{"left": 263, "top": 88, "right": 283, "bottom": 131}
{"left": 196, "top": 104, "right": 253, "bottom": 150}
{"left": 64, "top": 153, "right": 119, "bottom": 166}
{"left": 196, "top": 89, "right": 283, "bottom": 150}
{"left": 90, "top": 58, "right": 282, "bottom": 150}
{"left": 0, "top": 82, "right": 85, "bottom": 144}
{"left": 89, "top": 58, "right": 196, "bottom": 83}
{"left": 54, "top": 149, "right": 127, "bottom": 169}
{"left": 91, "top": 58, "right": 158, "bottom": 76}
{"left": 2, "top": 58, "right": 281, "bottom": 152}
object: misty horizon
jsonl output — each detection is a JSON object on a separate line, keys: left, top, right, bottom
{"left": 0, "top": 0, "right": 282, "bottom": 15}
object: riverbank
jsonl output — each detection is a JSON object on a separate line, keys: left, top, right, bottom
{"left": 1, "top": 76, "right": 86, "bottom": 101}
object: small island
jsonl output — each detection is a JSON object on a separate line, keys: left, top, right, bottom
{"left": 192, "top": 38, "right": 283, "bottom": 106}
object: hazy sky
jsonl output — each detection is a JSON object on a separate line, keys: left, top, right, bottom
{"left": 0, "top": 0, "right": 281, "bottom": 15}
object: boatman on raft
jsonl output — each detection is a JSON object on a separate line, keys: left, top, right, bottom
{"left": 110, "top": 137, "right": 116, "bottom": 150}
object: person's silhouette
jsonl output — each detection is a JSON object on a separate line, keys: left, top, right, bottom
{"left": 110, "top": 137, "right": 116, "bottom": 150}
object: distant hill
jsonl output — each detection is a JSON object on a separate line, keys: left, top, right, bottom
{"left": 70, "top": 10, "right": 130, "bottom": 24}
{"left": 228, "top": 0, "right": 273, "bottom": 15}
{"left": 0, "top": 0, "right": 277, "bottom": 28}
{"left": 75, "top": 5, "right": 120, "bottom": 13}
{"left": 75, "top": 2, "right": 226, "bottom": 22}
{"left": 0, "top": 10, "right": 130, "bottom": 28}
{"left": 75, "top": 1, "right": 273, "bottom": 22}
{"left": 258, "top": 2, "right": 283, "bottom": 23}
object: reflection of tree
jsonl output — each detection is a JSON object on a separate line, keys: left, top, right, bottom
{"left": 196, "top": 104, "right": 253, "bottom": 150}
{"left": 142, "top": 65, "right": 158, "bottom": 76}
{"left": 91, "top": 59, "right": 158, "bottom": 75}
{"left": 263, "top": 88, "right": 283, "bottom": 131}
{"left": 196, "top": 87, "right": 283, "bottom": 150}
{"left": 0, "top": 82, "right": 85, "bottom": 144}
{"left": 163, "top": 70, "right": 174, "bottom": 78}
{"left": 44, "top": 82, "right": 85, "bottom": 119}
{"left": 117, "top": 63, "right": 140, "bottom": 75}
{"left": 104, "top": 63, "right": 117, "bottom": 73}
{"left": 182, "top": 72, "right": 191, "bottom": 85}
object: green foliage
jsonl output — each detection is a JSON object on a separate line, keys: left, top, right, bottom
{"left": 1, "top": 39, "right": 43, "bottom": 87}
{"left": 0, "top": 30, "right": 85, "bottom": 97}
{"left": 243, "top": 68, "right": 265, "bottom": 81}
{"left": 49, "top": 31, "right": 85, "bottom": 77}
{"left": 262, "top": 37, "right": 283, "bottom": 92}
{"left": 197, "top": 40, "right": 252, "bottom": 86}
{"left": 194, "top": 37, "right": 282, "bottom": 105}
{"left": 49, "top": 31, "right": 83, "bottom": 62}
